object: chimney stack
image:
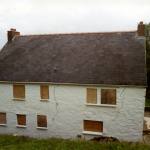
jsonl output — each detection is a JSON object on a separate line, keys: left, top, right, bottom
{"left": 7, "top": 28, "right": 20, "bottom": 42}
{"left": 137, "top": 21, "right": 145, "bottom": 36}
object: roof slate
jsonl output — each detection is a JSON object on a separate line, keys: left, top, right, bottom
{"left": 0, "top": 32, "right": 147, "bottom": 86}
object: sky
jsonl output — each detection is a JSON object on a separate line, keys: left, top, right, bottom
{"left": 0, "top": 0, "right": 150, "bottom": 48}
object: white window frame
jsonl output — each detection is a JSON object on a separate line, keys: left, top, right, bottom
{"left": 0, "top": 112, "right": 7, "bottom": 126}
{"left": 16, "top": 113, "right": 27, "bottom": 128}
{"left": 86, "top": 87, "right": 117, "bottom": 107}
{"left": 82, "top": 120, "right": 103, "bottom": 135}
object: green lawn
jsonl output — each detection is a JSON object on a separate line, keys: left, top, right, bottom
{"left": 0, "top": 135, "right": 150, "bottom": 150}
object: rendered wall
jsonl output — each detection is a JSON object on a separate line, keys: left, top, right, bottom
{"left": 0, "top": 83, "right": 146, "bottom": 141}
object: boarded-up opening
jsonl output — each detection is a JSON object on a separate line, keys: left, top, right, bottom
{"left": 101, "top": 89, "right": 116, "bottom": 105}
{"left": 86, "top": 88, "right": 97, "bottom": 104}
{"left": 40, "top": 85, "right": 49, "bottom": 99}
{"left": 37, "top": 115, "right": 47, "bottom": 128}
{"left": 84, "top": 120, "right": 103, "bottom": 132}
{"left": 0, "top": 112, "right": 6, "bottom": 124}
{"left": 17, "top": 114, "right": 26, "bottom": 126}
{"left": 13, "top": 84, "right": 25, "bottom": 99}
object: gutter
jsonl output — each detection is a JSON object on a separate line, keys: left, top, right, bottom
{"left": 0, "top": 81, "right": 147, "bottom": 88}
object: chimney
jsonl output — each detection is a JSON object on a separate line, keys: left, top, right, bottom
{"left": 7, "top": 28, "right": 20, "bottom": 42}
{"left": 137, "top": 21, "right": 145, "bottom": 36}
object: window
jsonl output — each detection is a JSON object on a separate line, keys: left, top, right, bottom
{"left": 0, "top": 112, "right": 6, "bottom": 125}
{"left": 17, "top": 114, "right": 26, "bottom": 126}
{"left": 40, "top": 85, "right": 49, "bottom": 100}
{"left": 83, "top": 120, "right": 103, "bottom": 132}
{"left": 13, "top": 84, "right": 25, "bottom": 99}
{"left": 37, "top": 115, "right": 47, "bottom": 128}
{"left": 86, "top": 88, "right": 97, "bottom": 104}
{"left": 86, "top": 88, "right": 116, "bottom": 106}
{"left": 101, "top": 89, "right": 116, "bottom": 105}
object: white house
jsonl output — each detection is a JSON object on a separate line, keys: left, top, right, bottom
{"left": 0, "top": 22, "right": 147, "bottom": 141}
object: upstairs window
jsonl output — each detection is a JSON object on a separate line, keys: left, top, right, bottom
{"left": 83, "top": 120, "right": 103, "bottom": 132}
{"left": 0, "top": 112, "right": 6, "bottom": 125}
{"left": 86, "top": 88, "right": 117, "bottom": 105}
{"left": 40, "top": 85, "right": 49, "bottom": 100}
{"left": 17, "top": 114, "right": 26, "bottom": 126}
{"left": 101, "top": 89, "right": 116, "bottom": 105}
{"left": 13, "top": 84, "right": 25, "bottom": 99}
{"left": 86, "top": 88, "right": 97, "bottom": 104}
{"left": 37, "top": 115, "right": 47, "bottom": 128}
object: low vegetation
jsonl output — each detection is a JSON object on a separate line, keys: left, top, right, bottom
{"left": 0, "top": 135, "right": 150, "bottom": 150}
{"left": 146, "top": 98, "right": 150, "bottom": 107}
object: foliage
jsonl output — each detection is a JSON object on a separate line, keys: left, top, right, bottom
{"left": 0, "top": 135, "right": 150, "bottom": 150}
{"left": 145, "top": 98, "right": 150, "bottom": 107}
{"left": 146, "top": 24, "right": 150, "bottom": 106}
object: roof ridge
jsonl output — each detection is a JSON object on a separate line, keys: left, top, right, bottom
{"left": 20, "top": 30, "right": 137, "bottom": 37}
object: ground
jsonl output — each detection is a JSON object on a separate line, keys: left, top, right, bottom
{"left": 0, "top": 135, "right": 150, "bottom": 150}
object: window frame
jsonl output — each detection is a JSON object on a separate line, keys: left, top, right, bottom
{"left": 83, "top": 120, "right": 103, "bottom": 135}
{"left": 0, "top": 112, "right": 7, "bottom": 126}
{"left": 16, "top": 114, "right": 26, "bottom": 128}
{"left": 13, "top": 84, "right": 25, "bottom": 101}
{"left": 40, "top": 85, "right": 49, "bottom": 101}
{"left": 86, "top": 88, "right": 97, "bottom": 104}
{"left": 101, "top": 89, "right": 116, "bottom": 105}
{"left": 86, "top": 87, "right": 117, "bottom": 107}
{"left": 37, "top": 114, "right": 48, "bottom": 129}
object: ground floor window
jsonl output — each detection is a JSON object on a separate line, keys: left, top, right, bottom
{"left": 37, "top": 115, "right": 47, "bottom": 128}
{"left": 0, "top": 112, "right": 6, "bottom": 125}
{"left": 83, "top": 120, "right": 103, "bottom": 132}
{"left": 17, "top": 114, "right": 26, "bottom": 126}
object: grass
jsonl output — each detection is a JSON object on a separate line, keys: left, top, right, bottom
{"left": 145, "top": 99, "right": 150, "bottom": 107}
{"left": 0, "top": 135, "right": 150, "bottom": 150}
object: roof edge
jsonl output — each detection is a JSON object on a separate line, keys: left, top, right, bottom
{"left": 20, "top": 30, "right": 137, "bottom": 37}
{"left": 0, "top": 81, "right": 147, "bottom": 88}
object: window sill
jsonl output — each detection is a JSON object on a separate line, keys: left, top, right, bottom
{"left": 86, "top": 103, "right": 116, "bottom": 108}
{"left": 0, "top": 124, "right": 7, "bottom": 126}
{"left": 16, "top": 125, "right": 26, "bottom": 128}
{"left": 36, "top": 127, "right": 48, "bottom": 130}
{"left": 12, "top": 98, "right": 25, "bottom": 101}
{"left": 82, "top": 131, "right": 103, "bottom": 136}
{"left": 40, "top": 99, "right": 49, "bottom": 102}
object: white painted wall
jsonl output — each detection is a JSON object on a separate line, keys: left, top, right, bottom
{"left": 0, "top": 83, "right": 146, "bottom": 141}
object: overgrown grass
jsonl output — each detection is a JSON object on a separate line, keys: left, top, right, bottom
{"left": 0, "top": 135, "right": 150, "bottom": 150}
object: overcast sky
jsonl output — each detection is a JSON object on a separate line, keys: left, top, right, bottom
{"left": 0, "top": 0, "right": 150, "bottom": 48}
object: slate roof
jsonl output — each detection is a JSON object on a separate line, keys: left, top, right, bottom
{"left": 0, "top": 31, "right": 147, "bottom": 86}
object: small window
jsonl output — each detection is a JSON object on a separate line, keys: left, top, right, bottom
{"left": 86, "top": 88, "right": 97, "bottom": 104}
{"left": 0, "top": 113, "right": 6, "bottom": 125}
{"left": 101, "top": 89, "right": 116, "bottom": 105}
{"left": 13, "top": 84, "right": 25, "bottom": 99}
{"left": 84, "top": 120, "right": 103, "bottom": 132}
{"left": 40, "top": 85, "right": 49, "bottom": 100}
{"left": 37, "top": 115, "right": 47, "bottom": 128}
{"left": 17, "top": 114, "right": 26, "bottom": 126}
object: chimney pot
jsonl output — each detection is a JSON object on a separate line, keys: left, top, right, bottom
{"left": 10, "top": 28, "right": 16, "bottom": 31}
{"left": 7, "top": 28, "right": 20, "bottom": 42}
{"left": 137, "top": 21, "right": 145, "bottom": 36}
